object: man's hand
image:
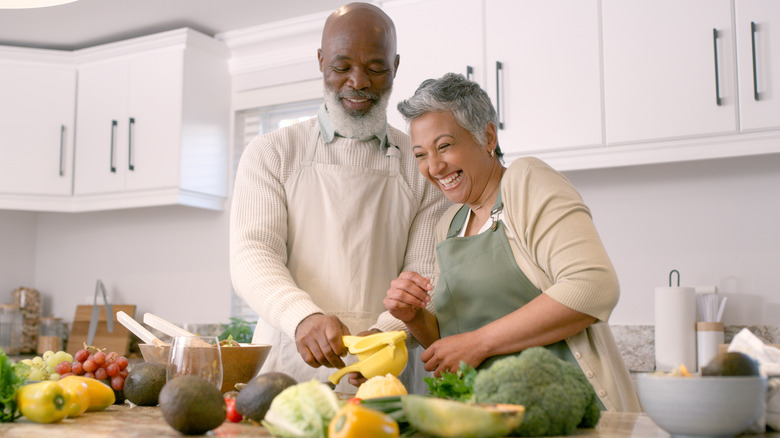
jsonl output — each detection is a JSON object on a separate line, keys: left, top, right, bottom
{"left": 383, "top": 271, "right": 432, "bottom": 322}
{"left": 295, "top": 313, "right": 350, "bottom": 369}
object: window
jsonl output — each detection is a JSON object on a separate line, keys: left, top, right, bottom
{"left": 229, "top": 98, "right": 323, "bottom": 322}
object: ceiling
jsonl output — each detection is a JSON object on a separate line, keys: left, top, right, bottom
{"left": 0, "top": 0, "right": 348, "bottom": 51}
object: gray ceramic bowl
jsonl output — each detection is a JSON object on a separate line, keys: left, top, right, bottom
{"left": 637, "top": 373, "right": 767, "bottom": 438}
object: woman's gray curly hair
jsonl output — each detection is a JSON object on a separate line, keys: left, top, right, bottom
{"left": 397, "top": 72, "right": 502, "bottom": 159}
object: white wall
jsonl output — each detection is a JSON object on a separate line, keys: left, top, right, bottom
{"left": 0, "top": 210, "right": 37, "bottom": 300}
{"left": 31, "top": 205, "right": 232, "bottom": 325}
{"left": 565, "top": 153, "right": 780, "bottom": 327}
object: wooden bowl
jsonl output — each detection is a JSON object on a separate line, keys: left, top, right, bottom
{"left": 139, "top": 343, "right": 271, "bottom": 393}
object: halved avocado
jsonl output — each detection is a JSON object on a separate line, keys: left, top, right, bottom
{"left": 402, "top": 394, "right": 525, "bottom": 438}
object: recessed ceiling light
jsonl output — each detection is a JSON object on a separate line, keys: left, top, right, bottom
{"left": 0, "top": 0, "right": 78, "bottom": 9}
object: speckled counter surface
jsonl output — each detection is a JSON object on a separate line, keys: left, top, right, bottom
{"left": 1, "top": 405, "right": 778, "bottom": 438}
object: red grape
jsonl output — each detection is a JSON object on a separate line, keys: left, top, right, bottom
{"left": 105, "top": 352, "right": 119, "bottom": 364}
{"left": 83, "top": 359, "right": 98, "bottom": 373}
{"left": 116, "top": 357, "right": 128, "bottom": 371}
{"left": 119, "top": 369, "right": 128, "bottom": 379}
{"left": 84, "top": 372, "right": 95, "bottom": 379}
{"left": 106, "top": 363, "right": 120, "bottom": 377}
{"left": 111, "top": 376, "right": 124, "bottom": 391}
{"left": 74, "top": 349, "right": 89, "bottom": 363}
{"left": 60, "top": 372, "right": 74, "bottom": 379}
{"left": 55, "top": 361, "right": 71, "bottom": 375}
{"left": 71, "top": 361, "right": 84, "bottom": 375}
{"left": 93, "top": 351, "right": 106, "bottom": 366}
{"left": 94, "top": 367, "right": 107, "bottom": 380}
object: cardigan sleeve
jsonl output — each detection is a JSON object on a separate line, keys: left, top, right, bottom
{"left": 501, "top": 158, "right": 619, "bottom": 321}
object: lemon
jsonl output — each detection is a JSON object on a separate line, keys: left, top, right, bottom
{"left": 355, "top": 373, "right": 408, "bottom": 399}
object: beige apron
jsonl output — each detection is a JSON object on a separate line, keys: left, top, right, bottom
{"left": 254, "top": 124, "right": 415, "bottom": 393}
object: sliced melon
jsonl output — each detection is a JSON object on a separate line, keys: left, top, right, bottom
{"left": 402, "top": 395, "right": 524, "bottom": 438}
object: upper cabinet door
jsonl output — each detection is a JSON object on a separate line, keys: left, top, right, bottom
{"left": 0, "top": 61, "right": 76, "bottom": 196}
{"left": 383, "top": 0, "right": 484, "bottom": 133}
{"left": 602, "top": 0, "right": 737, "bottom": 144}
{"left": 736, "top": 0, "right": 780, "bottom": 131}
{"left": 485, "top": 0, "right": 604, "bottom": 157}
{"left": 73, "top": 57, "right": 129, "bottom": 195}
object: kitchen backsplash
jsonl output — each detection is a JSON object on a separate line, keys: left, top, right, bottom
{"left": 612, "top": 324, "right": 780, "bottom": 372}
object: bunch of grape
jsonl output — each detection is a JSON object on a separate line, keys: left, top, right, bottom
{"left": 57, "top": 347, "right": 129, "bottom": 391}
{"left": 18, "top": 350, "right": 74, "bottom": 381}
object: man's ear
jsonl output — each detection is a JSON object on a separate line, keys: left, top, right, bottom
{"left": 318, "top": 48, "right": 324, "bottom": 73}
{"left": 393, "top": 54, "right": 400, "bottom": 78}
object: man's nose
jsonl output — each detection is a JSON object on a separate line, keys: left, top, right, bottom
{"left": 347, "top": 68, "right": 370, "bottom": 89}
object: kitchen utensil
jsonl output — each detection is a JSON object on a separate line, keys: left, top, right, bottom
{"left": 143, "top": 312, "right": 211, "bottom": 347}
{"left": 328, "top": 331, "right": 408, "bottom": 385}
{"left": 88, "top": 279, "right": 113, "bottom": 346}
{"left": 67, "top": 304, "right": 136, "bottom": 356}
{"left": 116, "top": 311, "right": 167, "bottom": 347}
{"left": 167, "top": 335, "right": 223, "bottom": 390}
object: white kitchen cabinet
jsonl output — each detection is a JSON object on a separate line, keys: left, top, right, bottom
{"left": 485, "top": 0, "right": 604, "bottom": 157}
{"left": 384, "top": 0, "right": 603, "bottom": 157}
{"left": 73, "top": 28, "right": 231, "bottom": 211}
{"left": 0, "top": 49, "right": 76, "bottom": 196}
{"left": 602, "top": 0, "right": 737, "bottom": 144}
{"left": 383, "top": 0, "right": 484, "bottom": 132}
{"left": 735, "top": 0, "right": 780, "bottom": 131}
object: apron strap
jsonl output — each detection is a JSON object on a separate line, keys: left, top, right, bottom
{"left": 303, "top": 124, "right": 320, "bottom": 163}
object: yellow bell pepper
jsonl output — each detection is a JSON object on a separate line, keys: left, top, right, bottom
{"left": 60, "top": 375, "right": 115, "bottom": 411}
{"left": 57, "top": 376, "right": 90, "bottom": 417}
{"left": 17, "top": 381, "right": 70, "bottom": 423}
{"left": 328, "top": 398, "right": 399, "bottom": 438}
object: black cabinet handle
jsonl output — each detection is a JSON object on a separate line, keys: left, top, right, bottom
{"left": 496, "top": 61, "right": 504, "bottom": 129}
{"left": 466, "top": 65, "right": 474, "bottom": 82}
{"left": 128, "top": 117, "right": 135, "bottom": 171}
{"left": 751, "top": 21, "right": 759, "bottom": 101}
{"left": 712, "top": 28, "right": 722, "bottom": 106}
{"left": 110, "top": 120, "right": 117, "bottom": 173}
{"left": 58, "top": 124, "right": 65, "bottom": 177}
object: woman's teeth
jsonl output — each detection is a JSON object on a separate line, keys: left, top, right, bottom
{"left": 439, "top": 172, "right": 461, "bottom": 189}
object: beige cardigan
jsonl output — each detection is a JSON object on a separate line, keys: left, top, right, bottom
{"left": 433, "top": 157, "right": 641, "bottom": 412}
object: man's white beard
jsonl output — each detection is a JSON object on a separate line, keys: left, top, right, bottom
{"left": 324, "top": 85, "right": 390, "bottom": 140}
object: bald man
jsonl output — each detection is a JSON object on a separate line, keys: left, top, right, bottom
{"left": 230, "top": 2, "right": 450, "bottom": 393}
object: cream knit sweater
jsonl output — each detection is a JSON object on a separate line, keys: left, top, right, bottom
{"left": 230, "top": 117, "right": 450, "bottom": 340}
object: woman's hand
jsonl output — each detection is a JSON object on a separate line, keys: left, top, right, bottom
{"left": 383, "top": 271, "right": 432, "bottom": 322}
{"left": 420, "top": 331, "right": 485, "bottom": 377}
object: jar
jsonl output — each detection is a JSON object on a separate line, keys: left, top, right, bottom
{"left": 13, "top": 287, "right": 41, "bottom": 354}
{"left": 37, "top": 316, "right": 64, "bottom": 354}
{"left": 0, "top": 304, "right": 23, "bottom": 355}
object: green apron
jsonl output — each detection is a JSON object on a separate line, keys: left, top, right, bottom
{"left": 433, "top": 189, "right": 576, "bottom": 370}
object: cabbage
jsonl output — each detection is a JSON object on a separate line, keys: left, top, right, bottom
{"left": 261, "top": 379, "right": 341, "bottom": 438}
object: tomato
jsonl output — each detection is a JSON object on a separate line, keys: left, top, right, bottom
{"left": 225, "top": 396, "right": 242, "bottom": 423}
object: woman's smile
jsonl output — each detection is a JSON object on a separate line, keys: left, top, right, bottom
{"left": 438, "top": 171, "right": 462, "bottom": 190}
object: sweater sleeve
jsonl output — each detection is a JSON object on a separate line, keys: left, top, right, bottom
{"left": 229, "top": 128, "right": 324, "bottom": 340}
{"left": 502, "top": 158, "right": 619, "bottom": 321}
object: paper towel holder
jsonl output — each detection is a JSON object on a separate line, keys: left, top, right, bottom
{"left": 669, "top": 269, "right": 680, "bottom": 287}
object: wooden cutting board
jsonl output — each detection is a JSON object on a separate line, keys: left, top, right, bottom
{"left": 67, "top": 305, "right": 136, "bottom": 356}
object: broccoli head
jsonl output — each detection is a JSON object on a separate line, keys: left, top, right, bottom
{"left": 472, "top": 347, "right": 601, "bottom": 436}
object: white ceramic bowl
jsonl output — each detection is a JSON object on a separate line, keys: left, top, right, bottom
{"left": 637, "top": 373, "right": 767, "bottom": 438}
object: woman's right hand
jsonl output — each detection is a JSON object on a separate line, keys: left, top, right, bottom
{"left": 383, "top": 271, "right": 432, "bottom": 322}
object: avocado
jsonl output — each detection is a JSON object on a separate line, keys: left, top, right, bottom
{"left": 124, "top": 362, "right": 167, "bottom": 406}
{"left": 701, "top": 352, "right": 760, "bottom": 377}
{"left": 159, "top": 375, "right": 226, "bottom": 435}
{"left": 235, "top": 372, "right": 297, "bottom": 422}
{"left": 402, "top": 394, "right": 525, "bottom": 438}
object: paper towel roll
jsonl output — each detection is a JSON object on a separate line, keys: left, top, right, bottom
{"left": 655, "top": 286, "right": 697, "bottom": 372}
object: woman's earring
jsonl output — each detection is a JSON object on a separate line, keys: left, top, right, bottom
{"left": 489, "top": 149, "right": 495, "bottom": 157}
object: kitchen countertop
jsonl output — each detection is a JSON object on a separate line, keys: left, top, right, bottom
{"left": 1, "top": 404, "right": 779, "bottom": 438}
